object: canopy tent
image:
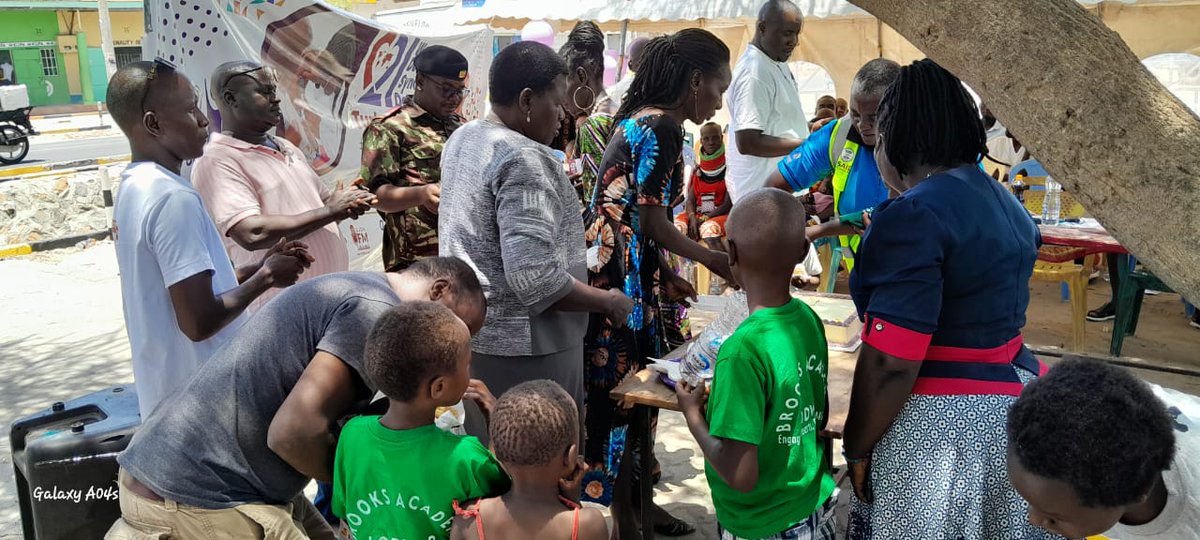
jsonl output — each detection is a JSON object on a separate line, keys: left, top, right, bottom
{"left": 379, "top": 0, "right": 1200, "bottom": 95}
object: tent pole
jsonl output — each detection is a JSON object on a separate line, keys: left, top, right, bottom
{"left": 617, "top": 19, "right": 629, "bottom": 79}
{"left": 876, "top": 18, "right": 884, "bottom": 58}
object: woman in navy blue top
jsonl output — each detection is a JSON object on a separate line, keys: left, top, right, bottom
{"left": 841, "top": 60, "right": 1061, "bottom": 539}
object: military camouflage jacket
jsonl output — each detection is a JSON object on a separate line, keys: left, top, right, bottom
{"left": 361, "top": 100, "right": 462, "bottom": 271}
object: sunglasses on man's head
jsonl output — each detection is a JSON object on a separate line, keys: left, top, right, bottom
{"left": 140, "top": 58, "right": 178, "bottom": 114}
{"left": 222, "top": 65, "right": 268, "bottom": 92}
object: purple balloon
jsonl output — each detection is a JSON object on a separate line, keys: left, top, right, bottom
{"left": 603, "top": 51, "right": 619, "bottom": 87}
{"left": 520, "top": 20, "right": 555, "bottom": 47}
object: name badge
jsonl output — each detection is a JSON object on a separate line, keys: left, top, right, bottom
{"left": 839, "top": 146, "right": 856, "bottom": 165}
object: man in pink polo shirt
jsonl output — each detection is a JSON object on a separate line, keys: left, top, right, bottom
{"left": 194, "top": 61, "right": 376, "bottom": 310}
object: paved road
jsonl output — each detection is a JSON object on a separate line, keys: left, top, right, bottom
{"left": 0, "top": 134, "right": 129, "bottom": 173}
{"left": 0, "top": 245, "right": 720, "bottom": 538}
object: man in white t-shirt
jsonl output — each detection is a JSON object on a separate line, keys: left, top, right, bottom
{"left": 725, "top": 0, "right": 807, "bottom": 203}
{"left": 106, "top": 61, "right": 311, "bottom": 417}
{"left": 1008, "top": 358, "right": 1200, "bottom": 540}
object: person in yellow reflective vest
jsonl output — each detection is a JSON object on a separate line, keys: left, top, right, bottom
{"left": 766, "top": 59, "right": 900, "bottom": 270}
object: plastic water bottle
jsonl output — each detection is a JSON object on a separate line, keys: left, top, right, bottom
{"left": 1042, "top": 176, "right": 1062, "bottom": 225}
{"left": 680, "top": 291, "right": 749, "bottom": 385}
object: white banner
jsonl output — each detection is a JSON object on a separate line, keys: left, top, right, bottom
{"left": 146, "top": 0, "right": 493, "bottom": 270}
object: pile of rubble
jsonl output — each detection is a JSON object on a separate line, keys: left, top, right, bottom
{"left": 0, "top": 169, "right": 113, "bottom": 245}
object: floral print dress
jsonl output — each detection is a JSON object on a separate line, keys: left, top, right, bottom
{"left": 579, "top": 113, "right": 686, "bottom": 504}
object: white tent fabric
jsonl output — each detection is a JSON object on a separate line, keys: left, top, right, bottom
{"left": 375, "top": 0, "right": 1200, "bottom": 125}
{"left": 441, "top": 0, "right": 1179, "bottom": 26}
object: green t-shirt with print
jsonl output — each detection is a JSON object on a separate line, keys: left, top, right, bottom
{"left": 705, "top": 298, "right": 836, "bottom": 539}
{"left": 332, "top": 416, "right": 510, "bottom": 540}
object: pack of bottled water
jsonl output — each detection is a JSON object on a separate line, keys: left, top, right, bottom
{"left": 679, "top": 291, "right": 749, "bottom": 385}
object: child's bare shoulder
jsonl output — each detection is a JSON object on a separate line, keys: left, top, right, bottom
{"left": 575, "top": 507, "right": 609, "bottom": 540}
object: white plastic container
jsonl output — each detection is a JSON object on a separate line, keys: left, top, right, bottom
{"left": 0, "top": 84, "right": 30, "bottom": 111}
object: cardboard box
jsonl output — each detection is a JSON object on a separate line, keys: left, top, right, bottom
{"left": 0, "top": 85, "right": 31, "bottom": 111}
{"left": 795, "top": 292, "right": 863, "bottom": 352}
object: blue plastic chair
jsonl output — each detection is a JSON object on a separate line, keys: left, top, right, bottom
{"left": 1009, "top": 159, "right": 1048, "bottom": 183}
{"left": 814, "top": 236, "right": 842, "bottom": 293}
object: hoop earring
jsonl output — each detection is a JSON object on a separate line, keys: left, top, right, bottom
{"left": 573, "top": 85, "right": 596, "bottom": 112}
{"left": 693, "top": 88, "right": 700, "bottom": 121}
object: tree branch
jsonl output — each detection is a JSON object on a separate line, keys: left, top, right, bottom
{"left": 850, "top": 0, "right": 1200, "bottom": 302}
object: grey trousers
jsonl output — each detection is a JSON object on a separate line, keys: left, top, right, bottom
{"left": 462, "top": 344, "right": 585, "bottom": 446}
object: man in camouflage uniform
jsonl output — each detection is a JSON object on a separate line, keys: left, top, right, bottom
{"left": 361, "top": 45, "right": 469, "bottom": 272}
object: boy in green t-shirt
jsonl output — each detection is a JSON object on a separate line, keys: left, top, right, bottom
{"left": 677, "top": 188, "right": 837, "bottom": 540}
{"left": 333, "top": 301, "right": 511, "bottom": 540}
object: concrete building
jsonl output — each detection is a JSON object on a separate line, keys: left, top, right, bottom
{"left": 0, "top": 0, "right": 144, "bottom": 107}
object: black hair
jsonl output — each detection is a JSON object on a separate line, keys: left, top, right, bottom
{"left": 876, "top": 59, "right": 986, "bottom": 177}
{"left": 614, "top": 28, "right": 730, "bottom": 122}
{"left": 404, "top": 256, "right": 485, "bottom": 306}
{"left": 851, "top": 58, "right": 901, "bottom": 98}
{"left": 365, "top": 301, "right": 468, "bottom": 402}
{"left": 107, "top": 61, "right": 178, "bottom": 133}
{"left": 559, "top": 21, "right": 606, "bottom": 84}
{"left": 1008, "top": 358, "right": 1177, "bottom": 508}
{"left": 210, "top": 60, "right": 266, "bottom": 104}
{"left": 490, "top": 379, "right": 579, "bottom": 467}
{"left": 489, "top": 41, "right": 569, "bottom": 107}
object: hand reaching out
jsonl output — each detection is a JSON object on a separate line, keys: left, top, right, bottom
{"left": 326, "top": 188, "right": 377, "bottom": 220}
{"left": 463, "top": 379, "right": 496, "bottom": 423}
{"left": 662, "top": 271, "right": 698, "bottom": 307}
{"left": 605, "top": 289, "right": 634, "bottom": 328}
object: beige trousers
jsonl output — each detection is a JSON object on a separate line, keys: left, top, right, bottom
{"left": 104, "top": 469, "right": 339, "bottom": 540}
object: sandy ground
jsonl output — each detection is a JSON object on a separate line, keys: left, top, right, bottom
{"left": 1, "top": 244, "right": 1197, "bottom": 538}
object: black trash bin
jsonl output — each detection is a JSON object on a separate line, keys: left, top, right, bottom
{"left": 11, "top": 385, "right": 140, "bottom": 540}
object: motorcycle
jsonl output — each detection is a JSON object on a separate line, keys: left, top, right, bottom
{"left": 0, "top": 106, "right": 33, "bottom": 165}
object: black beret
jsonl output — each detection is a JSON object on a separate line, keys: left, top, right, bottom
{"left": 414, "top": 45, "right": 469, "bottom": 81}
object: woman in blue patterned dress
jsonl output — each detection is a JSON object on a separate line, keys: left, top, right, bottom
{"left": 579, "top": 29, "right": 736, "bottom": 537}
{"left": 842, "top": 59, "right": 1063, "bottom": 539}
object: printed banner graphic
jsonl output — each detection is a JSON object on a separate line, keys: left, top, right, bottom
{"left": 146, "top": 0, "right": 493, "bottom": 269}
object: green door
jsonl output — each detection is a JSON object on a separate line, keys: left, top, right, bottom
{"left": 12, "top": 47, "right": 70, "bottom": 107}
{"left": 88, "top": 48, "right": 108, "bottom": 102}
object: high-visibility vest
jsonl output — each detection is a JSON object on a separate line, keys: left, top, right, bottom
{"left": 827, "top": 117, "right": 862, "bottom": 270}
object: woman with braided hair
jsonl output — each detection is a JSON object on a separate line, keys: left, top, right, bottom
{"left": 580, "top": 28, "right": 734, "bottom": 538}
{"left": 554, "top": 21, "right": 610, "bottom": 205}
{"left": 841, "top": 59, "right": 1060, "bottom": 539}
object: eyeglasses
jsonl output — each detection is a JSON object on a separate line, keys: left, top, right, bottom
{"left": 423, "top": 76, "right": 469, "bottom": 99}
{"left": 139, "top": 58, "right": 177, "bottom": 114}
{"left": 222, "top": 65, "right": 268, "bottom": 92}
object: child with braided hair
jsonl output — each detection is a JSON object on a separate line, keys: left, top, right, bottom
{"left": 451, "top": 380, "right": 608, "bottom": 540}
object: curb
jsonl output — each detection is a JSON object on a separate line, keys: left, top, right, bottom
{"left": 30, "top": 109, "right": 107, "bottom": 120}
{"left": 0, "top": 155, "right": 130, "bottom": 180}
{"left": 37, "top": 125, "right": 113, "bottom": 136}
{"left": 0, "top": 230, "right": 111, "bottom": 260}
